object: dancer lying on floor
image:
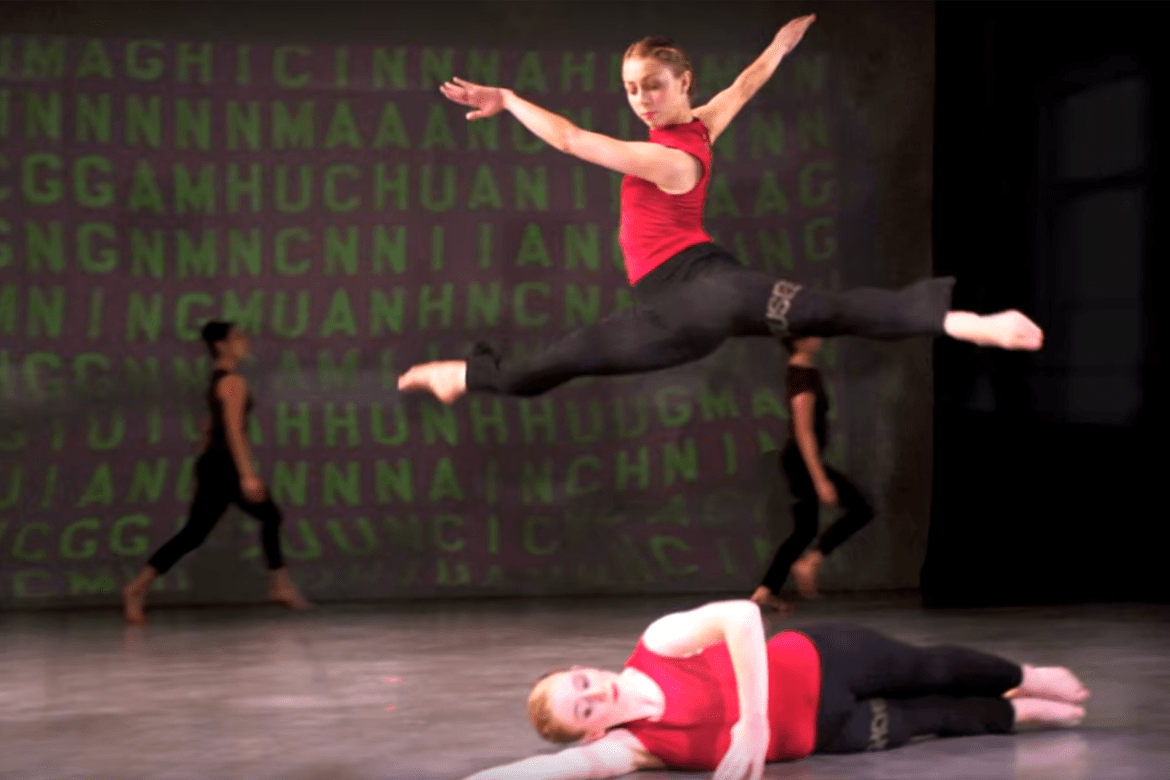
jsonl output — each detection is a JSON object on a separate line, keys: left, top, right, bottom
{"left": 462, "top": 600, "right": 1089, "bottom": 780}
{"left": 400, "top": 14, "right": 1042, "bottom": 405}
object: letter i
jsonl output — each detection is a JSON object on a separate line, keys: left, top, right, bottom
{"left": 0, "top": 89, "right": 10, "bottom": 139}
{"left": 571, "top": 166, "right": 587, "bottom": 210}
{"left": 87, "top": 289, "right": 104, "bottom": 340}
{"left": 236, "top": 45, "right": 251, "bottom": 86}
{"left": 617, "top": 109, "right": 631, "bottom": 140}
{"left": 431, "top": 225, "right": 444, "bottom": 270}
{"left": 147, "top": 406, "right": 161, "bottom": 444}
{"left": 335, "top": 47, "right": 350, "bottom": 88}
{"left": 477, "top": 223, "right": 493, "bottom": 268}
{"left": 40, "top": 464, "right": 58, "bottom": 508}
{"left": 484, "top": 460, "right": 498, "bottom": 504}
{"left": 486, "top": 514, "right": 499, "bottom": 555}
{"left": 716, "top": 537, "right": 737, "bottom": 576}
{"left": 722, "top": 431, "right": 738, "bottom": 475}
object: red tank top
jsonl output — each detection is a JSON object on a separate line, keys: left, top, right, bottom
{"left": 619, "top": 118, "right": 715, "bottom": 285}
{"left": 620, "top": 632, "right": 821, "bottom": 770}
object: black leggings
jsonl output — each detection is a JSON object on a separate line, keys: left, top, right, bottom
{"left": 466, "top": 243, "right": 955, "bottom": 396}
{"left": 760, "top": 444, "right": 874, "bottom": 593}
{"left": 800, "top": 623, "right": 1022, "bottom": 754}
{"left": 147, "top": 451, "right": 285, "bottom": 574}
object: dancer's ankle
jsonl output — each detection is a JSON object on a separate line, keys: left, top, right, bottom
{"left": 1011, "top": 697, "right": 1085, "bottom": 728}
{"left": 942, "top": 311, "right": 980, "bottom": 342}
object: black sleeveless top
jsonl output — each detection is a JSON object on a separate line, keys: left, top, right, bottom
{"left": 785, "top": 365, "right": 828, "bottom": 451}
{"left": 206, "top": 369, "right": 253, "bottom": 452}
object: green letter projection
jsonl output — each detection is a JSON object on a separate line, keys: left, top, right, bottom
{"left": 0, "top": 37, "right": 862, "bottom": 605}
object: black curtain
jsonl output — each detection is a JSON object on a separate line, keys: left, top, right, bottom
{"left": 925, "top": 1, "right": 1166, "bottom": 606}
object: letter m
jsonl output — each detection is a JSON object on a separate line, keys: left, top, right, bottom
{"left": 24, "top": 39, "right": 66, "bottom": 78}
{"left": 273, "top": 101, "right": 315, "bottom": 150}
{"left": 700, "top": 386, "right": 739, "bottom": 420}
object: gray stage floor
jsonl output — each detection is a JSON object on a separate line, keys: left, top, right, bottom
{"left": 1, "top": 594, "right": 1168, "bottom": 780}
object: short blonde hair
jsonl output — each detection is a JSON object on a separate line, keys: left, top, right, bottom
{"left": 527, "top": 668, "right": 587, "bottom": 744}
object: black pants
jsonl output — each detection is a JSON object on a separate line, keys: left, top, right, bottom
{"left": 799, "top": 623, "right": 1021, "bottom": 754}
{"left": 760, "top": 444, "right": 874, "bottom": 593}
{"left": 466, "top": 243, "right": 955, "bottom": 396}
{"left": 147, "top": 451, "right": 285, "bottom": 574}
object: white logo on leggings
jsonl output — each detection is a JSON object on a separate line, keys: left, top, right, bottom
{"left": 867, "top": 698, "right": 890, "bottom": 751}
{"left": 766, "top": 280, "right": 802, "bottom": 338}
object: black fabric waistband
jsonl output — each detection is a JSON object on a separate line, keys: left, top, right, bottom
{"left": 631, "top": 242, "right": 743, "bottom": 300}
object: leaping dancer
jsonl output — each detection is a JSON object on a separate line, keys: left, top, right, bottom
{"left": 398, "top": 15, "right": 1042, "bottom": 405}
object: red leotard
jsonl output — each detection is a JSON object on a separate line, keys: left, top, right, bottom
{"left": 619, "top": 118, "right": 715, "bottom": 285}
{"left": 620, "top": 631, "right": 822, "bottom": 770}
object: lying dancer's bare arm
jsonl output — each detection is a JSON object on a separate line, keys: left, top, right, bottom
{"left": 461, "top": 728, "right": 660, "bottom": 780}
{"left": 642, "top": 600, "right": 771, "bottom": 780}
{"left": 693, "top": 14, "right": 816, "bottom": 143}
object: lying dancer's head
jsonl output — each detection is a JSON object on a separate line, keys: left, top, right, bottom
{"left": 200, "top": 320, "right": 250, "bottom": 361}
{"left": 528, "top": 665, "right": 629, "bottom": 744}
{"left": 622, "top": 37, "right": 694, "bottom": 128}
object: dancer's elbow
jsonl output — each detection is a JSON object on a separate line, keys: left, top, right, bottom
{"left": 731, "top": 598, "right": 763, "bottom": 621}
{"left": 726, "top": 600, "right": 765, "bottom": 630}
{"left": 709, "top": 599, "right": 764, "bottom": 628}
{"left": 559, "top": 125, "right": 584, "bottom": 156}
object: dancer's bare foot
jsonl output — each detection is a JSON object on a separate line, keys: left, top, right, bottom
{"left": 269, "top": 587, "right": 312, "bottom": 610}
{"left": 269, "top": 569, "right": 312, "bottom": 611}
{"left": 750, "top": 586, "right": 794, "bottom": 613}
{"left": 943, "top": 310, "right": 1044, "bottom": 351}
{"left": 122, "top": 584, "right": 147, "bottom": 625}
{"left": 791, "top": 550, "right": 824, "bottom": 599}
{"left": 1011, "top": 697, "right": 1086, "bottom": 728}
{"left": 1016, "top": 665, "right": 1091, "bottom": 704}
{"left": 121, "top": 566, "right": 157, "bottom": 625}
{"left": 397, "top": 361, "right": 468, "bottom": 404}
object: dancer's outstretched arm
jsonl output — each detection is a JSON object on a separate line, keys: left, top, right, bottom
{"left": 461, "top": 729, "right": 655, "bottom": 780}
{"left": 694, "top": 14, "right": 816, "bottom": 143}
{"left": 439, "top": 78, "right": 700, "bottom": 192}
{"left": 642, "top": 600, "right": 771, "bottom": 780}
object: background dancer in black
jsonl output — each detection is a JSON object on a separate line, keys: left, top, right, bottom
{"left": 752, "top": 337, "right": 873, "bottom": 612}
{"left": 121, "top": 321, "right": 310, "bottom": 624}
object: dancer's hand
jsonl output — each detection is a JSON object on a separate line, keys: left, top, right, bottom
{"left": 774, "top": 14, "right": 816, "bottom": 56}
{"left": 815, "top": 477, "right": 839, "bottom": 507}
{"left": 714, "top": 717, "right": 769, "bottom": 780}
{"left": 241, "top": 474, "right": 266, "bottom": 503}
{"left": 440, "top": 77, "right": 508, "bottom": 120}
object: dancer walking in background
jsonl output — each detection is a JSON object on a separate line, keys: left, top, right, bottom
{"left": 752, "top": 336, "right": 873, "bottom": 612}
{"left": 398, "top": 14, "right": 1043, "bottom": 405}
{"left": 121, "top": 321, "right": 310, "bottom": 624}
